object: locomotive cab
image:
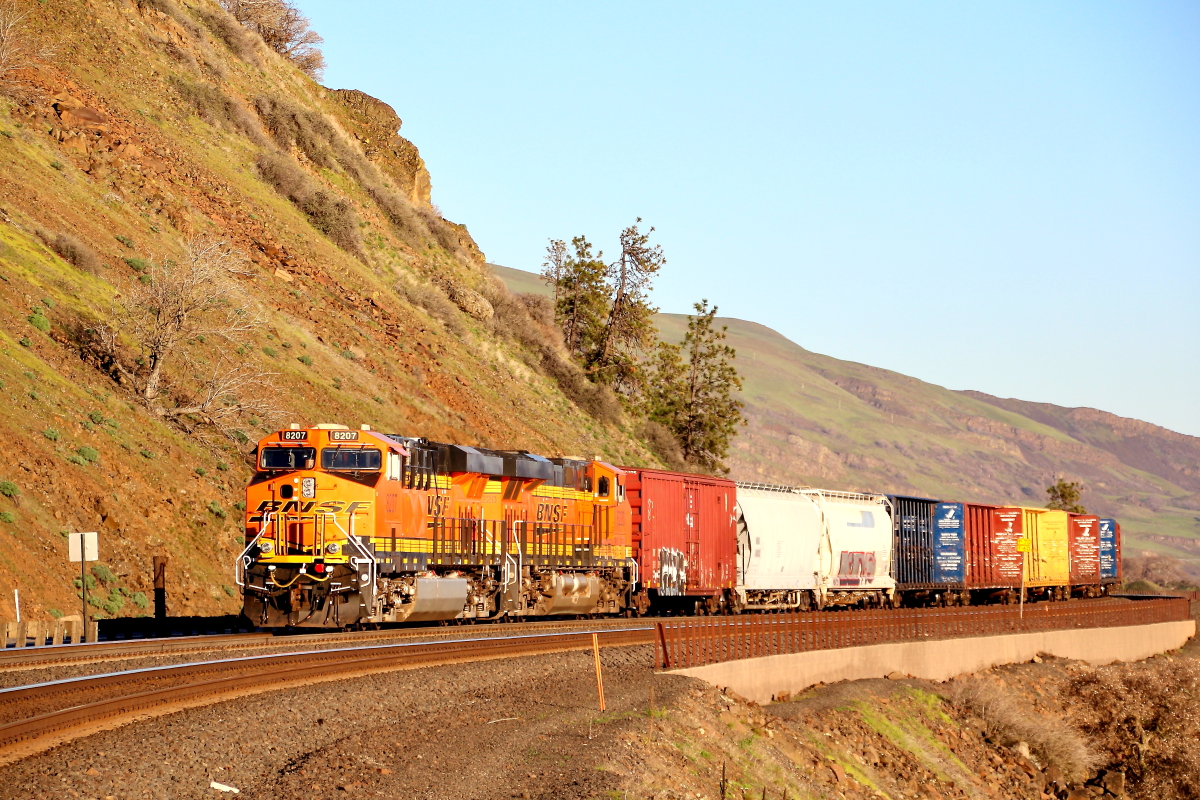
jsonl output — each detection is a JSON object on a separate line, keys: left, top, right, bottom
{"left": 238, "top": 424, "right": 389, "bottom": 627}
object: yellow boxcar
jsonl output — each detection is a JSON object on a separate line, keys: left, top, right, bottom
{"left": 1021, "top": 508, "right": 1070, "bottom": 588}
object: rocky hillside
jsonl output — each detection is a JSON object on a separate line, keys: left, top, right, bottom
{"left": 492, "top": 265, "right": 1200, "bottom": 560}
{"left": 0, "top": 0, "right": 657, "bottom": 621}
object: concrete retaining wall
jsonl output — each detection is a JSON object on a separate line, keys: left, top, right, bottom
{"left": 672, "top": 620, "right": 1196, "bottom": 704}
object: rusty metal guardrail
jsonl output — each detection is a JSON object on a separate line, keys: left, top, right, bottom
{"left": 654, "top": 597, "right": 1191, "bottom": 670}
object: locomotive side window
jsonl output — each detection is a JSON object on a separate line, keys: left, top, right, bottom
{"left": 260, "top": 446, "right": 315, "bottom": 471}
{"left": 322, "top": 448, "right": 383, "bottom": 471}
{"left": 617, "top": 480, "right": 625, "bottom": 502}
{"left": 598, "top": 476, "right": 610, "bottom": 497}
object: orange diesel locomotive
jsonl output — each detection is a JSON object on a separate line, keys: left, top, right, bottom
{"left": 237, "top": 424, "right": 634, "bottom": 627}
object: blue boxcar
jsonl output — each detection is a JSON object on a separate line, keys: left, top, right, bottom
{"left": 933, "top": 502, "right": 967, "bottom": 584}
{"left": 890, "top": 495, "right": 964, "bottom": 591}
{"left": 1098, "top": 518, "right": 1121, "bottom": 583}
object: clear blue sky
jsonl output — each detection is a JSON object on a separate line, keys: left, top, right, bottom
{"left": 299, "top": 1, "right": 1200, "bottom": 437}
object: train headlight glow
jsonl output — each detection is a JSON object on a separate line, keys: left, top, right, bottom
{"left": 259, "top": 540, "right": 274, "bottom": 555}
{"left": 326, "top": 542, "right": 340, "bottom": 555}
{"left": 301, "top": 477, "right": 316, "bottom": 498}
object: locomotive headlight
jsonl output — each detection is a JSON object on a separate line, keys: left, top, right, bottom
{"left": 301, "top": 477, "right": 316, "bottom": 498}
{"left": 258, "top": 540, "right": 274, "bottom": 555}
{"left": 325, "top": 542, "right": 340, "bottom": 555}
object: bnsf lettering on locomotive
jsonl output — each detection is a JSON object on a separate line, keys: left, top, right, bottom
{"left": 318, "top": 501, "right": 345, "bottom": 513}
{"left": 536, "top": 502, "right": 566, "bottom": 522}
{"left": 427, "top": 495, "right": 449, "bottom": 517}
{"left": 280, "top": 501, "right": 319, "bottom": 513}
{"left": 255, "top": 500, "right": 281, "bottom": 513}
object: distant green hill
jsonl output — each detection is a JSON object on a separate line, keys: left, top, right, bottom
{"left": 490, "top": 264, "right": 1200, "bottom": 559}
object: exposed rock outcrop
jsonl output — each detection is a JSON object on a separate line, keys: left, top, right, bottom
{"left": 327, "top": 88, "right": 432, "bottom": 207}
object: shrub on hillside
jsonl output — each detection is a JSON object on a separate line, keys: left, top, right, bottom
{"left": 479, "top": 279, "right": 622, "bottom": 425}
{"left": 220, "top": 0, "right": 324, "bottom": 79}
{"left": 393, "top": 277, "right": 466, "bottom": 337}
{"left": 943, "top": 677, "right": 1099, "bottom": 782}
{"left": 44, "top": 231, "right": 101, "bottom": 274}
{"left": 197, "top": 6, "right": 262, "bottom": 65}
{"left": 171, "top": 77, "right": 265, "bottom": 144}
{"left": 256, "top": 151, "right": 363, "bottom": 256}
{"left": 0, "top": 0, "right": 52, "bottom": 96}
{"left": 1067, "top": 659, "right": 1200, "bottom": 799}
{"left": 640, "top": 420, "right": 689, "bottom": 471}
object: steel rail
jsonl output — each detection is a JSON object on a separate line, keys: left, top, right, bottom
{"left": 0, "top": 616, "right": 655, "bottom": 671}
{"left": 0, "top": 627, "right": 654, "bottom": 759}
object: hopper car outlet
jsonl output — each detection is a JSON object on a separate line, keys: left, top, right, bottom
{"left": 237, "top": 425, "right": 1123, "bottom": 628}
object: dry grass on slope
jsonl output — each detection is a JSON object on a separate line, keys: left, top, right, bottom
{"left": 942, "top": 676, "right": 1100, "bottom": 782}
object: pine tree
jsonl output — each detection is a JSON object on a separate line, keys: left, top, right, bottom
{"left": 543, "top": 236, "right": 608, "bottom": 361}
{"left": 589, "top": 219, "right": 664, "bottom": 392}
{"left": 645, "top": 300, "right": 745, "bottom": 474}
{"left": 1046, "top": 478, "right": 1086, "bottom": 514}
{"left": 540, "top": 238, "right": 567, "bottom": 307}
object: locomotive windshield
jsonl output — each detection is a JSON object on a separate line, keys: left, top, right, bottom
{"left": 322, "top": 447, "right": 382, "bottom": 471}
{"left": 259, "top": 446, "right": 315, "bottom": 471}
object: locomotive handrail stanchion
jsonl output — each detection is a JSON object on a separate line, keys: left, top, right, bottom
{"left": 234, "top": 512, "right": 276, "bottom": 588}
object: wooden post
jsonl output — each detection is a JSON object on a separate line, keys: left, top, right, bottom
{"left": 153, "top": 556, "right": 168, "bottom": 622}
{"left": 52, "top": 619, "right": 64, "bottom": 646}
{"left": 592, "top": 632, "right": 606, "bottom": 712}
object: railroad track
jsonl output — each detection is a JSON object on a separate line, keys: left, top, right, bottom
{"left": 0, "top": 626, "right": 655, "bottom": 766}
{"left": 0, "top": 616, "right": 658, "bottom": 673}
{"left": 1, "top": 596, "right": 1145, "bottom": 673}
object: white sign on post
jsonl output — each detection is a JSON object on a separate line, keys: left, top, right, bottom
{"left": 68, "top": 532, "right": 99, "bottom": 644}
{"left": 69, "top": 532, "right": 99, "bottom": 563}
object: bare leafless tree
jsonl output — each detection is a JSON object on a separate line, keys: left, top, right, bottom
{"left": 218, "top": 0, "right": 325, "bottom": 79}
{"left": 0, "top": 0, "right": 53, "bottom": 94}
{"left": 97, "top": 239, "right": 279, "bottom": 434}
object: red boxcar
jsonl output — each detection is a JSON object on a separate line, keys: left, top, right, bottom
{"left": 621, "top": 467, "right": 737, "bottom": 612}
{"left": 1068, "top": 513, "right": 1102, "bottom": 595}
{"left": 964, "top": 505, "right": 1024, "bottom": 591}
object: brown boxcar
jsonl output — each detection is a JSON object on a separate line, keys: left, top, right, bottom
{"left": 622, "top": 467, "right": 737, "bottom": 612}
{"left": 1068, "top": 513, "right": 1102, "bottom": 595}
{"left": 963, "top": 505, "right": 1024, "bottom": 591}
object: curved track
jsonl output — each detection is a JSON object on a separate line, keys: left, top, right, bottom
{"left": 0, "top": 616, "right": 656, "bottom": 673}
{"left": 0, "top": 626, "right": 654, "bottom": 766}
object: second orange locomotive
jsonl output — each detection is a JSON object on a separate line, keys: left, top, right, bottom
{"left": 237, "top": 424, "right": 633, "bottom": 627}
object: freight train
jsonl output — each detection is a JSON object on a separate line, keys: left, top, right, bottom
{"left": 236, "top": 424, "right": 1122, "bottom": 627}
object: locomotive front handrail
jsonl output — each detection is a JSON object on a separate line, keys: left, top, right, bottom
{"left": 234, "top": 512, "right": 277, "bottom": 588}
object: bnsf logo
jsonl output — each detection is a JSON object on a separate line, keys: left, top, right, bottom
{"left": 254, "top": 500, "right": 372, "bottom": 514}
{"left": 537, "top": 502, "right": 567, "bottom": 523}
